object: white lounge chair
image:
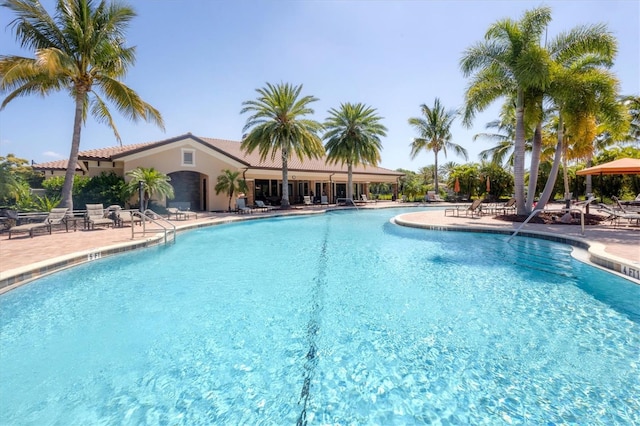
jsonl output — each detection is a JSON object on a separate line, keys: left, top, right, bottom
{"left": 254, "top": 200, "right": 275, "bottom": 212}
{"left": 166, "top": 206, "right": 197, "bottom": 220}
{"left": 236, "top": 198, "right": 252, "bottom": 214}
{"left": 85, "top": 204, "right": 115, "bottom": 230}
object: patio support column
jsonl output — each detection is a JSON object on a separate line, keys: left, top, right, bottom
{"left": 246, "top": 180, "right": 255, "bottom": 205}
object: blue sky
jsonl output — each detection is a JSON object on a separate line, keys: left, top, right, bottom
{"left": 0, "top": 0, "right": 638, "bottom": 171}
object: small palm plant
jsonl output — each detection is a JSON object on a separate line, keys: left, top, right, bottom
{"left": 215, "top": 169, "right": 248, "bottom": 212}
{"left": 125, "top": 167, "right": 174, "bottom": 211}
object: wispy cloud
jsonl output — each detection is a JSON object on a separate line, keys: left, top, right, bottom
{"left": 42, "top": 151, "right": 64, "bottom": 159}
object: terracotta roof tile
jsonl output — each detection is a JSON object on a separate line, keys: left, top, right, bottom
{"left": 34, "top": 134, "right": 403, "bottom": 177}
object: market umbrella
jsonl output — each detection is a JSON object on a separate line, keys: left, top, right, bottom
{"left": 576, "top": 158, "right": 640, "bottom": 210}
{"left": 576, "top": 158, "right": 640, "bottom": 175}
{"left": 454, "top": 177, "right": 460, "bottom": 193}
{"left": 486, "top": 176, "right": 491, "bottom": 193}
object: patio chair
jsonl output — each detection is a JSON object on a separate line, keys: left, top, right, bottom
{"left": 254, "top": 200, "right": 275, "bottom": 212}
{"left": 165, "top": 207, "right": 197, "bottom": 220}
{"left": 236, "top": 198, "right": 252, "bottom": 214}
{"left": 597, "top": 203, "right": 640, "bottom": 227}
{"left": 612, "top": 196, "right": 639, "bottom": 214}
{"left": 85, "top": 204, "right": 115, "bottom": 230}
{"left": 444, "top": 199, "right": 484, "bottom": 218}
{"left": 8, "top": 207, "right": 69, "bottom": 239}
{"left": 425, "top": 191, "right": 444, "bottom": 202}
{"left": 105, "top": 205, "right": 141, "bottom": 227}
{"left": 494, "top": 198, "right": 516, "bottom": 215}
{"left": 321, "top": 195, "right": 329, "bottom": 205}
{"left": 303, "top": 196, "right": 312, "bottom": 206}
{"left": 360, "top": 194, "right": 376, "bottom": 204}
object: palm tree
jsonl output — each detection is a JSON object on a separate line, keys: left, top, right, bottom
{"left": 323, "top": 102, "right": 387, "bottom": 200}
{"left": 241, "top": 82, "right": 324, "bottom": 209}
{"left": 461, "top": 6, "right": 552, "bottom": 214}
{"left": 0, "top": 0, "right": 164, "bottom": 211}
{"left": 474, "top": 105, "right": 519, "bottom": 167}
{"left": 536, "top": 23, "right": 625, "bottom": 210}
{"left": 409, "top": 98, "right": 468, "bottom": 193}
{"left": 621, "top": 95, "right": 640, "bottom": 143}
{"left": 214, "top": 169, "right": 248, "bottom": 212}
{"left": 125, "top": 167, "right": 174, "bottom": 211}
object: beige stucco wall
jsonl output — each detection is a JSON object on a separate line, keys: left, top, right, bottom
{"left": 119, "top": 137, "right": 246, "bottom": 211}
{"left": 37, "top": 136, "right": 403, "bottom": 210}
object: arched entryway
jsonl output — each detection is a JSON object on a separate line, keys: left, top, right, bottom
{"left": 168, "top": 171, "right": 207, "bottom": 211}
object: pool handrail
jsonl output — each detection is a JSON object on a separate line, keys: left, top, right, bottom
{"left": 507, "top": 197, "right": 599, "bottom": 242}
{"left": 130, "top": 210, "right": 177, "bottom": 244}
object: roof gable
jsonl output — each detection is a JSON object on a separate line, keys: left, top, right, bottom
{"left": 33, "top": 133, "right": 404, "bottom": 177}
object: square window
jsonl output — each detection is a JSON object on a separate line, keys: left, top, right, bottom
{"left": 182, "top": 149, "right": 195, "bottom": 166}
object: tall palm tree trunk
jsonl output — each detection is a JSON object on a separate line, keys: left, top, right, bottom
{"left": 433, "top": 151, "right": 439, "bottom": 193}
{"left": 60, "top": 91, "right": 86, "bottom": 211}
{"left": 281, "top": 150, "right": 290, "bottom": 209}
{"left": 526, "top": 123, "right": 543, "bottom": 211}
{"left": 562, "top": 142, "right": 570, "bottom": 199}
{"left": 537, "top": 114, "right": 564, "bottom": 210}
{"left": 347, "top": 163, "right": 353, "bottom": 199}
{"left": 514, "top": 89, "right": 527, "bottom": 215}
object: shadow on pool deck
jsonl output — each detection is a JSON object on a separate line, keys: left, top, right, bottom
{"left": 1, "top": 202, "right": 638, "bottom": 290}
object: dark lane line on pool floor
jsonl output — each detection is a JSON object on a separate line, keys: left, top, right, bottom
{"left": 296, "top": 220, "right": 330, "bottom": 426}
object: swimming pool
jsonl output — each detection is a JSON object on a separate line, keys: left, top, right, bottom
{"left": 1, "top": 208, "right": 639, "bottom": 424}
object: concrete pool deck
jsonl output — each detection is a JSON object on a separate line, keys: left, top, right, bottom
{"left": 1, "top": 201, "right": 638, "bottom": 291}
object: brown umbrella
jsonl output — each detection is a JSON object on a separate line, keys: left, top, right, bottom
{"left": 454, "top": 177, "right": 460, "bottom": 193}
{"left": 576, "top": 158, "right": 640, "bottom": 175}
{"left": 486, "top": 176, "right": 491, "bottom": 193}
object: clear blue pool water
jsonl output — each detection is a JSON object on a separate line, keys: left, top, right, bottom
{"left": 1, "top": 208, "right": 639, "bottom": 425}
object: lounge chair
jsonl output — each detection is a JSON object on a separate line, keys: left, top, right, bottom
{"left": 360, "top": 194, "right": 376, "bottom": 204}
{"left": 105, "top": 205, "right": 141, "bottom": 227}
{"left": 85, "top": 204, "right": 115, "bottom": 230}
{"left": 254, "top": 200, "right": 275, "bottom": 212}
{"left": 236, "top": 198, "right": 252, "bottom": 214}
{"left": 8, "top": 207, "right": 69, "bottom": 239}
{"left": 444, "top": 199, "right": 484, "bottom": 218}
{"left": 597, "top": 203, "right": 640, "bottom": 227}
{"left": 612, "top": 196, "right": 640, "bottom": 214}
{"left": 320, "top": 195, "right": 328, "bottom": 205}
{"left": 425, "top": 191, "right": 444, "bottom": 202}
{"left": 494, "top": 198, "right": 516, "bottom": 215}
{"left": 303, "top": 196, "right": 312, "bottom": 206}
{"left": 166, "top": 207, "right": 197, "bottom": 220}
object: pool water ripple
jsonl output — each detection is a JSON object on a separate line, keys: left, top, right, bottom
{"left": 1, "top": 208, "right": 639, "bottom": 424}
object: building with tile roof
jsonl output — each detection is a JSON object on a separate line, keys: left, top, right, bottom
{"left": 34, "top": 133, "right": 404, "bottom": 211}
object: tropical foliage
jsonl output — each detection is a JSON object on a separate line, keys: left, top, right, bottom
{"left": 324, "top": 102, "right": 387, "bottom": 200}
{"left": 241, "top": 82, "right": 324, "bottom": 208}
{"left": 214, "top": 169, "right": 248, "bottom": 212}
{"left": 0, "top": 0, "right": 164, "bottom": 211}
{"left": 125, "top": 167, "right": 174, "bottom": 211}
